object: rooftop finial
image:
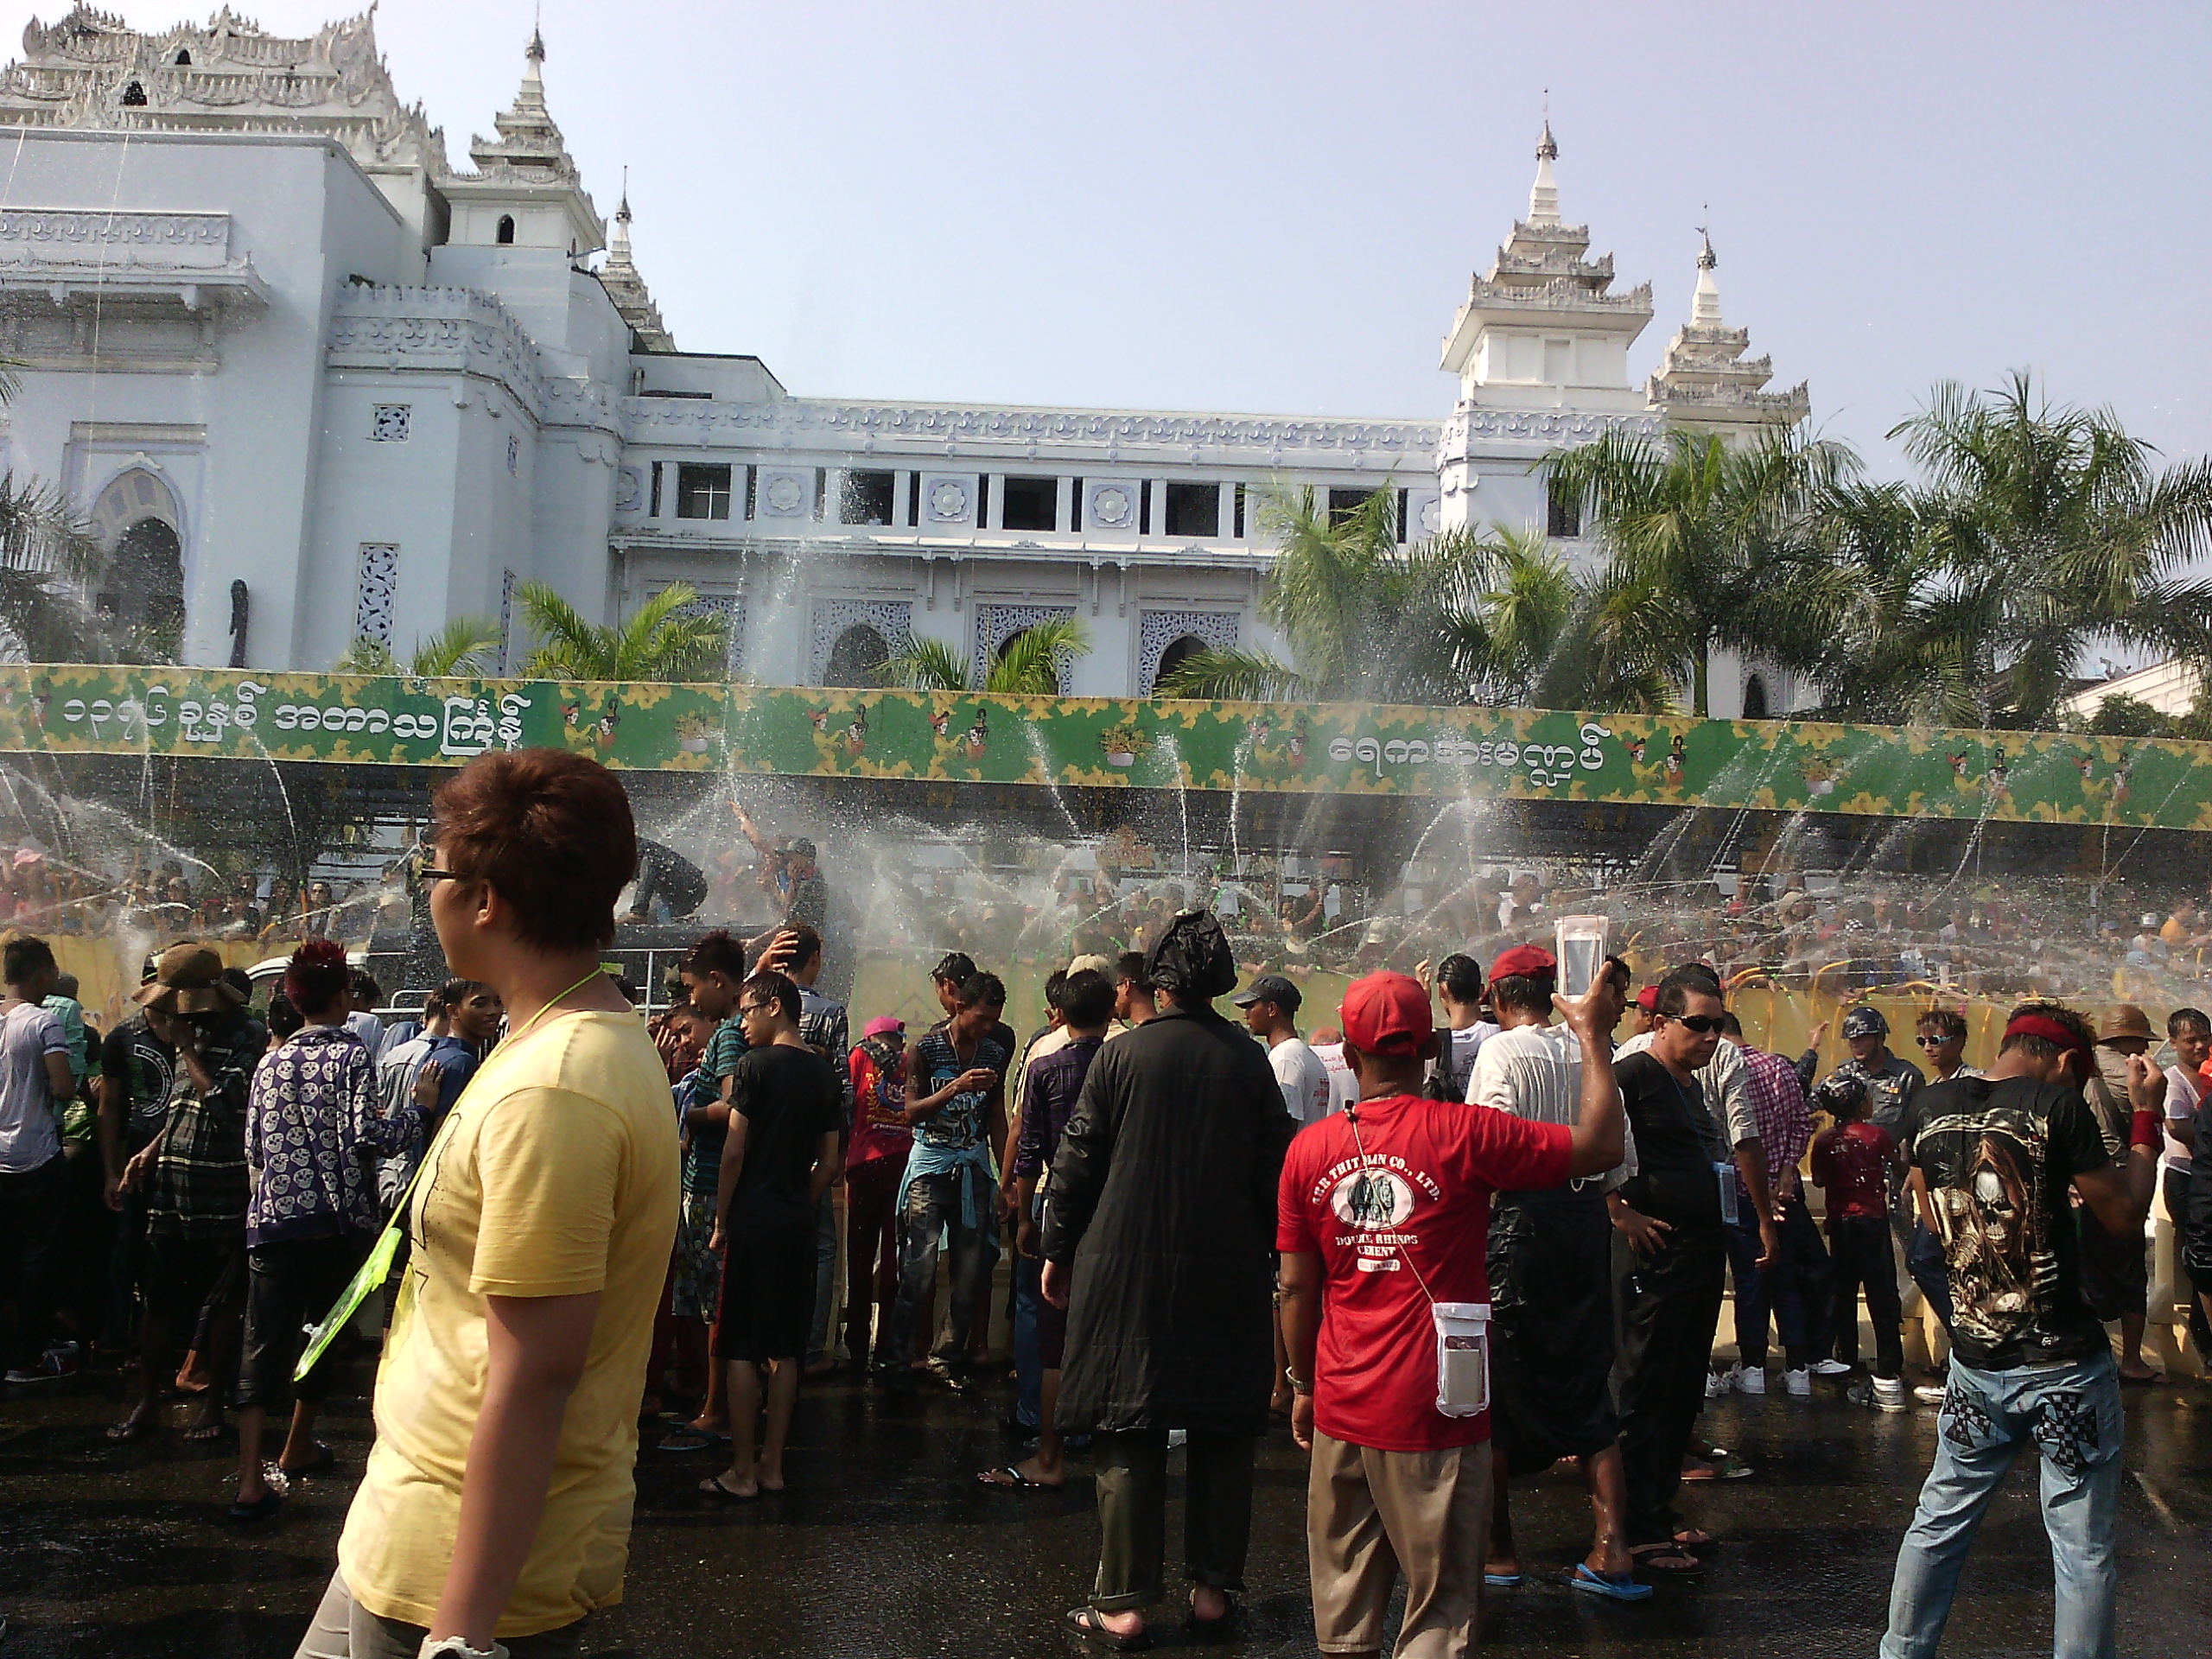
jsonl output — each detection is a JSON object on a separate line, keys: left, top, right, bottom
{"left": 1527, "top": 99, "right": 1561, "bottom": 226}
{"left": 1690, "top": 213, "right": 1725, "bottom": 327}
{"left": 617, "top": 164, "right": 631, "bottom": 224}
{"left": 527, "top": 4, "right": 545, "bottom": 69}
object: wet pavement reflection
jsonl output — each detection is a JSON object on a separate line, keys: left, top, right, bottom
{"left": 2, "top": 1363, "right": 2207, "bottom": 1656}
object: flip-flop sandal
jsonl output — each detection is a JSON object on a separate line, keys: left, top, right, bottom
{"left": 978, "top": 1465, "right": 1058, "bottom": 1491}
{"left": 1065, "top": 1607, "right": 1152, "bottom": 1651}
{"left": 277, "top": 1443, "right": 336, "bottom": 1478}
{"left": 697, "top": 1474, "right": 756, "bottom": 1501}
{"left": 1483, "top": 1571, "right": 1524, "bottom": 1588}
{"left": 658, "top": 1430, "right": 728, "bottom": 1453}
{"left": 105, "top": 1415, "right": 158, "bottom": 1443}
{"left": 1630, "top": 1545, "right": 1704, "bottom": 1574}
{"left": 1674, "top": 1529, "right": 1713, "bottom": 1547}
{"left": 1566, "top": 1563, "right": 1655, "bottom": 1602}
{"left": 222, "top": 1489, "right": 285, "bottom": 1524}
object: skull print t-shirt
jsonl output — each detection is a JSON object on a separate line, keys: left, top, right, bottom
{"left": 1900, "top": 1075, "right": 2111, "bottom": 1372}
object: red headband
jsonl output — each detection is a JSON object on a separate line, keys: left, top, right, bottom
{"left": 2004, "top": 1013, "right": 2090, "bottom": 1058}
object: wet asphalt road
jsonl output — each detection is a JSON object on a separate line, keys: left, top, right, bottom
{"left": 2, "top": 1362, "right": 2208, "bottom": 1658}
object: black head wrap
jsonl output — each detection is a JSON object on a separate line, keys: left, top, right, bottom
{"left": 1144, "top": 909, "right": 1238, "bottom": 1002}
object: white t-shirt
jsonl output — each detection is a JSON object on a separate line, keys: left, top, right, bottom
{"left": 1433, "top": 1021, "right": 1500, "bottom": 1103}
{"left": 2164, "top": 1063, "right": 2201, "bottom": 1175}
{"left": 1269, "top": 1036, "right": 1335, "bottom": 1127}
{"left": 0, "top": 1000, "right": 67, "bottom": 1174}
{"left": 1309, "top": 1041, "right": 1357, "bottom": 1117}
{"left": 1469, "top": 1021, "right": 1635, "bottom": 1187}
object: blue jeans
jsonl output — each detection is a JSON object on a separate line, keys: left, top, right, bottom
{"left": 881, "top": 1169, "right": 994, "bottom": 1370}
{"left": 1011, "top": 1252, "right": 1042, "bottom": 1429}
{"left": 1906, "top": 1220, "right": 1952, "bottom": 1331}
{"left": 807, "top": 1186, "right": 837, "bottom": 1366}
{"left": 1882, "top": 1351, "right": 2122, "bottom": 1659}
{"left": 1724, "top": 1193, "right": 1829, "bottom": 1368}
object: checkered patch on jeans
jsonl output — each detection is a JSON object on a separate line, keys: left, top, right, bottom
{"left": 2031, "top": 1389, "right": 2101, "bottom": 1478}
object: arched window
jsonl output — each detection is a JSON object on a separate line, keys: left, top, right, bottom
{"left": 90, "top": 468, "right": 186, "bottom": 639}
{"left": 1153, "top": 634, "right": 1210, "bottom": 693}
{"left": 1743, "top": 673, "right": 1770, "bottom": 720}
{"left": 121, "top": 80, "right": 147, "bottom": 106}
{"left": 175, "top": 48, "right": 192, "bottom": 66}
{"left": 824, "top": 624, "right": 889, "bottom": 688}
{"left": 495, "top": 214, "right": 516, "bottom": 245}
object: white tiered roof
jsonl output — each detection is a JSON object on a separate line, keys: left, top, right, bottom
{"left": 1645, "top": 228, "right": 1810, "bottom": 432}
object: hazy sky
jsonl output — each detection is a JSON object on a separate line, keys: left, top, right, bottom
{"left": 40, "top": 2, "right": 2212, "bottom": 472}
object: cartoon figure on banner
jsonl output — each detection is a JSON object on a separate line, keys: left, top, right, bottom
{"left": 595, "top": 703, "right": 621, "bottom": 748}
{"left": 844, "top": 707, "right": 869, "bottom": 755}
{"left": 1949, "top": 753, "right": 1978, "bottom": 797}
{"left": 1662, "top": 734, "right": 1687, "bottom": 787}
{"left": 964, "top": 713, "right": 989, "bottom": 760}
{"left": 1986, "top": 748, "right": 2010, "bottom": 800}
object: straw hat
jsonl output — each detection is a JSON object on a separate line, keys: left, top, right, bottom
{"left": 134, "top": 944, "right": 246, "bottom": 1014}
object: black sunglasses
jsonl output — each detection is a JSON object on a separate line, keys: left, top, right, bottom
{"left": 1663, "top": 1014, "right": 1723, "bottom": 1034}
{"left": 417, "top": 868, "right": 465, "bottom": 882}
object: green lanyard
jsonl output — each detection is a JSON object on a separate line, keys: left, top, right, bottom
{"left": 293, "top": 969, "right": 607, "bottom": 1382}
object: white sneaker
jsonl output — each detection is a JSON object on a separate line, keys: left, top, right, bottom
{"left": 1808, "top": 1358, "right": 1853, "bottom": 1377}
{"left": 1913, "top": 1382, "right": 1948, "bottom": 1406}
{"left": 1726, "top": 1363, "right": 1766, "bottom": 1396}
{"left": 1872, "top": 1377, "right": 1909, "bottom": 1413}
{"left": 1783, "top": 1367, "right": 1812, "bottom": 1397}
{"left": 1704, "top": 1370, "right": 1733, "bottom": 1398}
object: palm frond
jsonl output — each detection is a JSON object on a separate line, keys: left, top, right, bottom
{"left": 1154, "top": 645, "right": 1310, "bottom": 702}
{"left": 883, "top": 637, "right": 969, "bottom": 692}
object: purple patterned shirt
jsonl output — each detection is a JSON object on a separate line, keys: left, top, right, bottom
{"left": 245, "top": 1024, "right": 415, "bottom": 1246}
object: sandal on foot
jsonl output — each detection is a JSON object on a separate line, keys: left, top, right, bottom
{"left": 658, "top": 1430, "right": 728, "bottom": 1453}
{"left": 223, "top": 1489, "right": 284, "bottom": 1524}
{"left": 105, "top": 1414, "right": 157, "bottom": 1443}
{"left": 1567, "top": 1562, "right": 1654, "bottom": 1601}
{"left": 978, "top": 1465, "right": 1055, "bottom": 1491}
{"left": 1185, "top": 1592, "right": 1241, "bottom": 1643}
{"left": 1674, "top": 1528, "right": 1713, "bottom": 1548}
{"left": 697, "top": 1473, "right": 756, "bottom": 1501}
{"left": 1630, "top": 1543, "right": 1703, "bottom": 1574}
{"left": 1483, "top": 1570, "right": 1524, "bottom": 1587}
{"left": 277, "top": 1443, "right": 335, "bottom": 1478}
{"left": 1065, "top": 1607, "right": 1151, "bottom": 1651}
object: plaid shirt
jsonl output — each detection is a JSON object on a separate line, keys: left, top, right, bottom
{"left": 145, "top": 1012, "right": 264, "bottom": 1242}
{"left": 1738, "top": 1043, "right": 1813, "bottom": 1177}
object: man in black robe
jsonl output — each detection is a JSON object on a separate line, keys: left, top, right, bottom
{"left": 1043, "top": 912, "right": 1297, "bottom": 1649}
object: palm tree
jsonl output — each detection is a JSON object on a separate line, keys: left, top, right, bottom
{"left": 1159, "top": 488, "right": 1476, "bottom": 703}
{"left": 1869, "top": 372, "right": 2212, "bottom": 728}
{"left": 1542, "top": 424, "right": 1858, "bottom": 715}
{"left": 333, "top": 615, "right": 504, "bottom": 678}
{"left": 0, "top": 361, "right": 105, "bottom": 663}
{"left": 515, "top": 581, "right": 730, "bottom": 682}
{"left": 885, "top": 614, "right": 1091, "bottom": 696}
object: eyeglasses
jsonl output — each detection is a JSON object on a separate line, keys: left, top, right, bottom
{"left": 417, "top": 868, "right": 464, "bottom": 883}
{"left": 1664, "top": 1014, "right": 1723, "bottom": 1034}
{"left": 1915, "top": 1034, "right": 1960, "bottom": 1049}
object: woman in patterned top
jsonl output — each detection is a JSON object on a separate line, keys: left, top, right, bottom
{"left": 227, "top": 939, "right": 416, "bottom": 1522}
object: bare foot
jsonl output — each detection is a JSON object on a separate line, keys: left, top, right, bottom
{"left": 757, "top": 1468, "right": 786, "bottom": 1492}
{"left": 1485, "top": 1558, "right": 1522, "bottom": 1580}
{"left": 978, "top": 1455, "right": 1064, "bottom": 1490}
{"left": 1189, "top": 1585, "right": 1228, "bottom": 1624}
{"left": 1587, "top": 1548, "right": 1635, "bottom": 1578}
{"left": 1095, "top": 1609, "right": 1146, "bottom": 1641}
{"left": 686, "top": 1415, "right": 729, "bottom": 1435}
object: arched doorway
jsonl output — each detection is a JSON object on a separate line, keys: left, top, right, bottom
{"left": 90, "top": 468, "right": 186, "bottom": 639}
{"left": 1742, "top": 673, "right": 1770, "bottom": 720}
{"left": 1153, "top": 633, "right": 1210, "bottom": 693}
{"left": 824, "top": 624, "right": 890, "bottom": 687}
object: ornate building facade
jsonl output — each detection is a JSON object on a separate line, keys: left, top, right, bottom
{"left": 0, "top": 8, "right": 1808, "bottom": 709}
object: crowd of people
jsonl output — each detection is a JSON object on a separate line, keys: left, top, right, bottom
{"left": 0, "top": 748, "right": 2204, "bottom": 1658}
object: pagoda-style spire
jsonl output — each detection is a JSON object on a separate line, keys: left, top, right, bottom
{"left": 1528, "top": 118, "right": 1561, "bottom": 228}
{"left": 451, "top": 24, "right": 603, "bottom": 253}
{"left": 1648, "top": 224, "right": 1808, "bottom": 435}
{"left": 597, "top": 168, "right": 675, "bottom": 351}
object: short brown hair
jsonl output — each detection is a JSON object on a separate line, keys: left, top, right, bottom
{"left": 433, "top": 748, "right": 636, "bottom": 954}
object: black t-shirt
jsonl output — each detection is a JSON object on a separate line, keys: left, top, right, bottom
{"left": 1614, "top": 1051, "right": 1722, "bottom": 1233}
{"left": 100, "top": 1014, "right": 175, "bottom": 1151}
{"left": 727, "top": 1043, "right": 841, "bottom": 1224}
{"left": 1901, "top": 1075, "right": 2110, "bottom": 1371}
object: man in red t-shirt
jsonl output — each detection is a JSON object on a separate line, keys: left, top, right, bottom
{"left": 1278, "top": 971, "right": 1625, "bottom": 1659}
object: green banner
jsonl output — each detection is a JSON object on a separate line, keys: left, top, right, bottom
{"left": 2, "top": 664, "right": 2207, "bottom": 831}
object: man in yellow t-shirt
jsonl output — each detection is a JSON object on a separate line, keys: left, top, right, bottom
{"left": 298, "top": 749, "right": 678, "bottom": 1659}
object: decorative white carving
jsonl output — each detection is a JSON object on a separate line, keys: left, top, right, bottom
{"left": 612, "top": 465, "right": 641, "bottom": 512}
{"left": 758, "top": 468, "right": 809, "bottom": 517}
{"left": 355, "top": 543, "right": 398, "bottom": 645}
{"left": 924, "top": 475, "right": 973, "bottom": 523}
{"left": 974, "top": 603, "right": 1077, "bottom": 690}
{"left": 809, "top": 600, "right": 913, "bottom": 683}
{"left": 1138, "top": 609, "right": 1241, "bottom": 691}
{"left": 1089, "top": 482, "right": 1135, "bottom": 529}
{"left": 369, "top": 404, "right": 411, "bottom": 442}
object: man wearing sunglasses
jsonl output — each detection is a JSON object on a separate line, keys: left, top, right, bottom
{"left": 1605, "top": 969, "right": 1736, "bottom": 1576}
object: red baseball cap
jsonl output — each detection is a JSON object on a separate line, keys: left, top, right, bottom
{"left": 1635, "top": 985, "right": 1660, "bottom": 1013}
{"left": 1340, "top": 971, "right": 1433, "bottom": 1056}
{"left": 1488, "top": 944, "right": 1557, "bottom": 982}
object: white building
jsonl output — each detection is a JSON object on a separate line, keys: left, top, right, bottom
{"left": 0, "top": 8, "right": 1808, "bottom": 708}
